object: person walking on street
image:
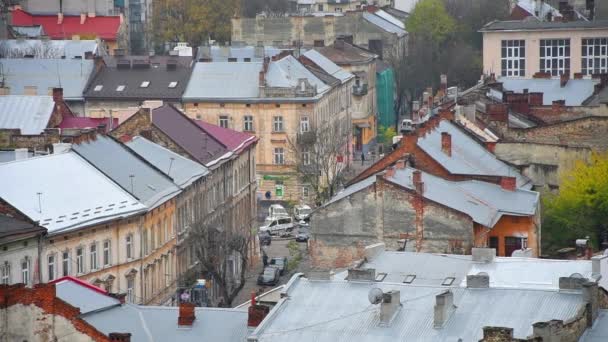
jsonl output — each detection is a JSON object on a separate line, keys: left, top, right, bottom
{"left": 361, "top": 151, "right": 365, "bottom": 166}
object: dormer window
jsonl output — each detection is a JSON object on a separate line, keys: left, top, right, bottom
{"left": 94, "top": 85, "right": 103, "bottom": 91}
{"left": 140, "top": 81, "right": 150, "bottom": 88}
{"left": 116, "top": 85, "right": 125, "bottom": 92}
{"left": 168, "top": 81, "right": 178, "bottom": 88}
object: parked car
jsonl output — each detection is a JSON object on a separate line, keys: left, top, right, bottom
{"left": 257, "top": 266, "right": 280, "bottom": 286}
{"left": 295, "top": 229, "right": 309, "bottom": 242}
{"left": 259, "top": 216, "right": 295, "bottom": 236}
{"left": 269, "top": 257, "right": 288, "bottom": 275}
{"left": 268, "top": 204, "right": 290, "bottom": 219}
{"left": 293, "top": 205, "right": 312, "bottom": 222}
{"left": 259, "top": 231, "right": 272, "bottom": 246}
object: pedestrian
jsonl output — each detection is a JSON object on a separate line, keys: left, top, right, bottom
{"left": 262, "top": 253, "right": 268, "bottom": 267}
{"left": 361, "top": 151, "right": 365, "bottom": 165}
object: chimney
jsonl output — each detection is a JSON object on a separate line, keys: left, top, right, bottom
{"left": 109, "top": 333, "right": 131, "bottom": 342}
{"left": 178, "top": 302, "right": 196, "bottom": 326}
{"left": 84, "top": 51, "right": 94, "bottom": 59}
{"left": 347, "top": 268, "right": 376, "bottom": 281}
{"left": 433, "top": 290, "right": 455, "bottom": 328}
{"left": 248, "top": 304, "right": 270, "bottom": 327}
{"left": 441, "top": 132, "right": 451, "bottom": 157}
{"left": 395, "top": 159, "right": 406, "bottom": 169}
{"left": 52, "top": 87, "right": 64, "bottom": 104}
{"left": 440, "top": 74, "right": 447, "bottom": 91}
{"left": 500, "top": 177, "right": 516, "bottom": 191}
{"left": 485, "top": 141, "right": 496, "bottom": 153}
{"left": 412, "top": 170, "right": 424, "bottom": 194}
{"left": 57, "top": 13, "right": 64, "bottom": 24}
{"left": 466, "top": 274, "right": 490, "bottom": 288}
{"left": 97, "top": 124, "right": 107, "bottom": 134}
{"left": 552, "top": 100, "right": 565, "bottom": 114}
{"left": 486, "top": 103, "right": 508, "bottom": 122}
{"left": 574, "top": 72, "right": 584, "bottom": 80}
{"left": 438, "top": 109, "right": 454, "bottom": 121}
{"left": 533, "top": 71, "right": 551, "bottom": 79}
{"left": 80, "top": 13, "right": 86, "bottom": 25}
{"left": 472, "top": 248, "right": 496, "bottom": 263}
{"left": 379, "top": 291, "right": 401, "bottom": 326}
{"left": 528, "top": 92, "right": 544, "bottom": 106}
{"left": 560, "top": 73, "right": 569, "bottom": 87}
{"left": 385, "top": 167, "right": 396, "bottom": 179}
{"left": 583, "top": 281, "right": 599, "bottom": 323}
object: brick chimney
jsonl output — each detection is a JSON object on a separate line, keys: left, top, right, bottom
{"left": 560, "top": 73, "right": 569, "bottom": 88}
{"left": 438, "top": 109, "right": 454, "bottom": 121}
{"left": 552, "top": 100, "right": 565, "bottom": 115}
{"left": 528, "top": 92, "right": 544, "bottom": 106}
{"left": 385, "top": 166, "right": 396, "bottom": 178}
{"left": 380, "top": 291, "right": 401, "bottom": 326}
{"left": 412, "top": 170, "right": 424, "bottom": 194}
{"left": 178, "top": 302, "right": 196, "bottom": 326}
{"left": 486, "top": 103, "right": 508, "bottom": 122}
{"left": 533, "top": 71, "right": 551, "bottom": 79}
{"left": 248, "top": 304, "right": 270, "bottom": 327}
{"left": 485, "top": 141, "right": 496, "bottom": 153}
{"left": 52, "top": 87, "right": 64, "bottom": 104}
{"left": 500, "top": 177, "right": 516, "bottom": 191}
{"left": 109, "top": 333, "right": 131, "bottom": 342}
{"left": 441, "top": 132, "right": 452, "bottom": 157}
{"left": 395, "top": 159, "right": 406, "bottom": 169}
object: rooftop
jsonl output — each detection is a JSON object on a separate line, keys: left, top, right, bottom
{"left": 195, "top": 45, "right": 287, "bottom": 62}
{"left": 480, "top": 18, "right": 608, "bottom": 32}
{"left": 0, "top": 214, "right": 46, "bottom": 241}
{"left": 0, "top": 152, "right": 146, "bottom": 234}
{"left": 580, "top": 310, "right": 608, "bottom": 342}
{"left": 0, "top": 39, "right": 99, "bottom": 59}
{"left": 194, "top": 120, "right": 257, "bottom": 153}
{"left": 7, "top": 25, "right": 45, "bottom": 38}
{"left": 51, "top": 276, "right": 121, "bottom": 314}
{"left": 316, "top": 41, "right": 376, "bottom": 65}
{"left": 0, "top": 95, "right": 54, "bottom": 134}
{"left": 0, "top": 58, "right": 95, "bottom": 101}
{"left": 302, "top": 49, "right": 354, "bottom": 84}
{"left": 57, "top": 116, "right": 118, "bottom": 132}
{"left": 265, "top": 55, "right": 330, "bottom": 95}
{"left": 362, "top": 11, "right": 407, "bottom": 36}
{"left": 182, "top": 62, "right": 262, "bottom": 100}
{"left": 498, "top": 77, "right": 597, "bottom": 106}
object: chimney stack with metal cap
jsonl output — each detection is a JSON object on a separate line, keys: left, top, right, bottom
{"left": 441, "top": 132, "right": 452, "bottom": 157}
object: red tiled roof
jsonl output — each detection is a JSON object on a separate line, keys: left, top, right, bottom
{"left": 195, "top": 120, "right": 257, "bottom": 153}
{"left": 11, "top": 9, "right": 121, "bottom": 40}
{"left": 58, "top": 116, "right": 118, "bottom": 132}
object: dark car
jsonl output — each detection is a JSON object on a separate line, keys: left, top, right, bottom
{"left": 257, "top": 266, "right": 280, "bottom": 286}
{"left": 259, "top": 231, "right": 271, "bottom": 246}
{"left": 269, "top": 257, "right": 288, "bottom": 275}
{"left": 295, "top": 229, "right": 309, "bottom": 242}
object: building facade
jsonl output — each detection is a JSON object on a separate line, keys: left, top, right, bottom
{"left": 0, "top": 215, "right": 46, "bottom": 287}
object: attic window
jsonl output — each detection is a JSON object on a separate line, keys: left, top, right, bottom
{"left": 442, "top": 277, "right": 456, "bottom": 286}
{"left": 116, "top": 85, "right": 126, "bottom": 92}
{"left": 94, "top": 85, "right": 103, "bottom": 91}
{"left": 140, "top": 81, "right": 150, "bottom": 88}
{"left": 168, "top": 81, "right": 178, "bottom": 88}
{"left": 375, "top": 273, "right": 387, "bottom": 282}
{"left": 403, "top": 274, "right": 416, "bottom": 284}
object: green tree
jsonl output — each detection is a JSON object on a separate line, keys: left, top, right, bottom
{"left": 377, "top": 125, "right": 397, "bottom": 145}
{"left": 542, "top": 152, "right": 608, "bottom": 253}
{"left": 406, "top": 0, "right": 456, "bottom": 45}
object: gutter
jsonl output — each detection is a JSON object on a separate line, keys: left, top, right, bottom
{"left": 205, "top": 135, "right": 257, "bottom": 168}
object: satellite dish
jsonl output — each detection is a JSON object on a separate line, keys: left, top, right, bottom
{"left": 368, "top": 288, "right": 384, "bottom": 305}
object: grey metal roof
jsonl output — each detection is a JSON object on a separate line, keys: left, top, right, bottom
{"left": 0, "top": 58, "right": 95, "bottom": 100}
{"left": 0, "top": 152, "right": 146, "bottom": 234}
{"left": 0, "top": 95, "right": 54, "bottom": 134}
{"left": 196, "top": 45, "right": 287, "bottom": 62}
{"left": 480, "top": 19, "right": 608, "bottom": 32}
{"left": 362, "top": 12, "right": 407, "bottom": 36}
{"left": 8, "top": 25, "right": 45, "bottom": 38}
{"left": 580, "top": 310, "right": 608, "bottom": 342}
{"left": 324, "top": 175, "right": 376, "bottom": 206}
{"left": 416, "top": 120, "right": 533, "bottom": 189}
{"left": 389, "top": 167, "right": 539, "bottom": 227}
{"left": 250, "top": 277, "right": 584, "bottom": 342}
{"left": 266, "top": 55, "right": 330, "bottom": 95}
{"left": 125, "top": 136, "right": 209, "bottom": 188}
{"left": 0, "top": 39, "right": 99, "bottom": 58}
{"left": 83, "top": 304, "right": 250, "bottom": 342}
{"left": 0, "top": 214, "right": 45, "bottom": 240}
{"left": 499, "top": 78, "right": 596, "bottom": 106}
{"left": 54, "top": 278, "right": 121, "bottom": 314}
{"left": 72, "top": 135, "right": 181, "bottom": 209}
{"left": 182, "top": 62, "right": 262, "bottom": 100}
{"left": 303, "top": 49, "right": 354, "bottom": 84}
{"left": 373, "top": 9, "right": 406, "bottom": 30}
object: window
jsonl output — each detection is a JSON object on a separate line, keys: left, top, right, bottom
{"left": 318, "top": 4, "right": 323, "bottom": 11}
{"left": 219, "top": 116, "right": 229, "bottom": 128}
{"left": 168, "top": 81, "right": 178, "bottom": 88}
{"left": 48, "top": 255, "right": 55, "bottom": 281}
{"left": 62, "top": 251, "right": 70, "bottom": 277}
{"left": 403, "top": 274, "right": 416, "bottom": 284}
{"left": 501, "top": 40, "right": 525, "bottom": 77}
{"left": 140, "top": 81, "right": 150, "bottom": 88}
{"left": 302, "top": 149, "right": 310, "bottom": 165}
{"left": 90, "top": 243, "right": 98, "bottom": 270}
{"left": 103, "top": 240, "right": 111, "bottom": 266}
{"left": 273, "top": 147, "right": 285, "bottom": 165}
{"left": 126, "top": 234, "right": 133, "bottom": 259}
{"left": 94, "top": 85, "right": 103, "bottom": 91}
{"left": 375, "top": 272, "right": 387, "bottom": 282}
{"left": 21, "top": 258, "right": 29, "bottom": 285}
{"left": 300, "top": 116, "right": 310, "bottom": 133}
{"left": 116, "top": 85, "right": 126, "bottom": 92}
{"left": 582, "top": 38, "right": 608, "bottom": 75}
{"left": 273, "top": 116, "right": 284, "bottom": 132}
{"left": 76, "top": 247, "right": 84, "bottom": 274}
{"left": 442, "top": 277, "right": 456, "bottom": 286}
{"left": 335, "top": 7, "right": 342, "bottom": 12}
{"left": 243, "top": 115, "right": 254, "bottom": 131}
{"left": 540, "top": 39, "right": 570, "bottom": 76}
{"left": 1, "top": 262, "right": 10, "bottom": 284}
{"left": 126, "top": 277, "right": 134, "bottom": 303}
{"left": 302, "top": 186, "right": 309, "bottom": 198}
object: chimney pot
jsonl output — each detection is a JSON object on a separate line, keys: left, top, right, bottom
{"left": 440, "top": 74, "right": 447, "bottom": 91}
{"left": 178, "top": 302, "right": 196, "bottom": 326}
{"left": 412, "top": 170, "right": 422, "bottom": 184}
{"left": 441, "top": 132, "right": 452, "bottom": 157}
{"left": 499, "top": 177, "right": 516, "bottom": 191}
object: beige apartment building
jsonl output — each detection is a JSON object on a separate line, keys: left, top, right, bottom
{"left": 481, "top": 20, "right": 608, "bottom": 78}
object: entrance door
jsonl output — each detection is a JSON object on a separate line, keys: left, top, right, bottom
{"left": 504, "top": 237, "right": 523, "bottom": 257}
{"left": 355, "top": 128, "right": 363, "bottom": 151}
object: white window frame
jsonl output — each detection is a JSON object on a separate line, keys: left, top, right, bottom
{"left": 103, "top": 240, "right": 111, "bottom": 267}
{"left": 90, "top": 243, "right": 98, "bottom": 271}
{"left": 501, "top": 40, "right": 526, "bottom": 77}
{"left": 273, "top": 147, "right": 285, "bottom": 165}
{"left": 21, "top": 258, "right": 30, "bottom": 285}
{"left": 76, "top": 247, "right": 84, "bottom": 274}
{"left": 219, "top": 115, "right": 229, "bottom": 128}
{"left": 582, "top": 38, "right": 608, "bottom": 75}
{"left": 47, "top": 254, "right": 55, "bottom": 281}
{"left": 300, "top": 116, "right": 310, "bottom": 133}
{"left": 302, "top": 149, "right": 310, "bottom": 165}
{"left": 540, "top": 39, "right": 570, "bottom": 76}
{"left": 1, "top": 262, "right": 10, "bottom": 284}
{"left": 302, "top": 186, "right": 309, "bottom": 198}
{"left": 62, "top": 250, "right": 70, "bottom": 277}
{"left": 273, "top": 116, "right": 284, "bottom": 132}
{"left": 126, "top": 234, "right": 133, "bottom": 259}
{"left": 243, "top": 115, "right": 254, "bottom": 131}
{"left": 126, "top": 277, "right": 135, "bottom": 303}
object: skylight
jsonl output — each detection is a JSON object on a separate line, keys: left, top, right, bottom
{"left": 375, "top": 273, "right": 387, "bottom": 282}
{"left": 94, "top": 85, "right": 103, "bottom": 91}
{"left": 442, "top": 277, "right": 456, "bottom": 286}
{"left": 168, "top": 81, "right": 178, "bottom": 88}
{"left": 140, "top": 81, "right": 150, "bottom": 88}
{"left": 403, "top": 274, "right": 416, "bottom": 284}
{"left": 116, "top": 85, "right": 126, "bottom": 92}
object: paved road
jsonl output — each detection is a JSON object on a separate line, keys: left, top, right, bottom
{"left": 232, "top": 237, "right": 311, "bottom": 307}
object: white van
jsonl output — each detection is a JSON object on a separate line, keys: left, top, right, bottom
{"left": 259, "top": 217, "right": 295, "bottom": 236}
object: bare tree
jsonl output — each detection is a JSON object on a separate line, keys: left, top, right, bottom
{"left": 0, "top": 41, "right": 63, "bottom": 58}
{"left": 288, "top": 120, "right": 350, "bottom": 205}
{"left": 190, "top": 221, "right": 250, "bottom": 307}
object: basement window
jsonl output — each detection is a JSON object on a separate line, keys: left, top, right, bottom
{"left": 140, "top": 81, "right": 150, "bottom": 88}
{"left": 375, "top": 273, "right": 387, "bottom": 282}
{"left": 116, "top": 85, "right": 125, "bottom": 92}
{"left": 442, "top": 277, "right": 456, "bottom": 286}
{"left": 403, "top": 274, "right": 416, "bottom": 284}
{"left": 168, "top": 81, "right": 178, "bottom": 88}
{"left": 94, "top": 85, "right": 103, "bottom": 91}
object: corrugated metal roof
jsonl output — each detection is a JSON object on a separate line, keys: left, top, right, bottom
{"left": 480, "top": 19, "right": 608, "bottom": 31}
{"left": 580, "top": 310, "right": 608, "bottom": 342}
{"left": 0, "top": 152, "right": 146, "bottom": 234}
{"left": 303, "top": 49, "right": 354, "bottom": 83}
{"left": 251, "top": 278, "right": 584, "bottom": 342}
{"left": 196, "top": 46, "right": 287, "bottom": 62}
{"left": 125, "top": 136, "right": 209, "bottom": 188}
{"left": 83, "top": 304, "right": 250, "bottom": 342}
{"left": 416, "top": 120, "right": 533, "bottom": 189}
{"left": 0, "top": 39, "right": 98, "bottom": 58}
{"left": 362, "top": 12, "right": 407, "bottom": 36}
{"left": 373, "top": 9, "right": 406, "bottom": 30}
{"left": 499, "top": 78, "right": 596, "bottom": 106}
{"left": 324, "top": 175, "right": 376, "bottom": 206}
{"left": 266, "top": 55, "right": 330, "bottom": 95}
{"left": 0, "top": 58, "right": 95, "bottom": 100}
{"left": 0, "top": 95, "right": 54, "bottom": 134}
{"left": 55, "top": 278, "right": 121, "bottom": 314}
{"left": 182, "top": 62, "right": 262, "bottom": 100}
{"left": 72, "top": 135, "right": 181, "bottom": 209}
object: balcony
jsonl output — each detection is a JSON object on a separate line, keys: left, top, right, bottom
{"left": 297, "top": 131, "right": 316, "bottom": 144}
{"left": 352, "top": 83, "right": 368, "bottom": 96}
